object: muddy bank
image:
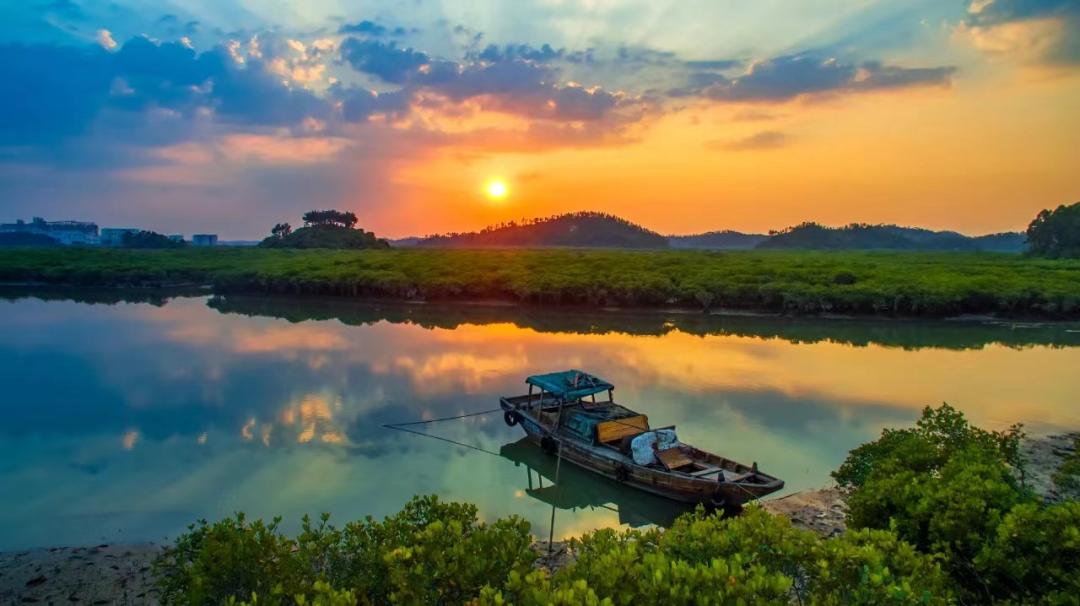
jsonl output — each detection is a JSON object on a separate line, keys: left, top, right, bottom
{"left": 0, "top": 544, "right": 160, "bottom": 605}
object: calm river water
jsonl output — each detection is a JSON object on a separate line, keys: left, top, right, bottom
{"left": 1, "top": 290, "right": 1078, "bottom": 550}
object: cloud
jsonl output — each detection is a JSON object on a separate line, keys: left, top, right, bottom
{"left": 673, "top": 54, "right": 955, "bottom": 102}
{"left": 476, "top": 43, "right": 562, "bottom": 63}
{"left": 0, "top": 43, "right": 114, "bottom": 145}
{"left": 709, "top": 131, "right": 790, "bottom": 152}
{"left": 684, "top": 60, "right": 743, "bottom": 70}
{"left": 961, "top": 0, "right": 1080, "bottom": 65}
{"left": 337, "top": 20, "right": 407, "bottom": 37}
{"left": 339, "top": 38, "right": 430, "bottom": 83}
{"left": 95, "top": 29, "right": 116, "bottom": 49}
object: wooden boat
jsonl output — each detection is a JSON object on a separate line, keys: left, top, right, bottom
{"left": 500, "top": 370, "right": 785, "bottom": 507}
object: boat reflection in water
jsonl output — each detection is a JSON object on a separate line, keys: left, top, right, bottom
{"left": 500, "top": 437, "right": 691, "bottom": 529}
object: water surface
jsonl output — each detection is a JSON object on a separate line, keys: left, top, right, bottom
{"left": 1, "top": 290, "right": 1078, "bottom": 550}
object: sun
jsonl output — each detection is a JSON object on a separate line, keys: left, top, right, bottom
{"left": 485, "top": 180, "right": 509, "bottom": 200}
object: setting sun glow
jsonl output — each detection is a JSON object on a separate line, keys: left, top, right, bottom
{"left": 485, "top": 180, "right": 509, "bottom": 200}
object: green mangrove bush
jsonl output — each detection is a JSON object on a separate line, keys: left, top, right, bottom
{"left": 839, "top": 404, "right": 1080, "bottom": 604}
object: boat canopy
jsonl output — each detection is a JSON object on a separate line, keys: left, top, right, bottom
{"left": 526, "top": 370, "right": 614, "bottom": 400}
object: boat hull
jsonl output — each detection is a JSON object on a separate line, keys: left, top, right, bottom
{"left": 508, "top": 408, "right": 782, "bottom": 507}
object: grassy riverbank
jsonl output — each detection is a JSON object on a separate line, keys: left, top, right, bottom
{"left": 2, "top": 248, "right": 1080, "bottom": 317}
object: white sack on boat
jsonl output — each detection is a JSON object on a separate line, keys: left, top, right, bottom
{"left": 631, "top": 432, "right": 657, "bottom": 465}
{"left": 630, "top": 430, "right": 681, "bottom": 466}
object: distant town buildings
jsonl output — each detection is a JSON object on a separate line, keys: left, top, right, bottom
{"left": 0, "top": 218, "right": 100, "bottom": 245}
{"left": 100, "top": 228, "right": 141, "bottom": 246}
{"left": 2, "top": 217, "right": 223, "bottom": 247}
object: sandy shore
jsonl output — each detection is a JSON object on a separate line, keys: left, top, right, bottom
{"left": 3, "top": 433, "right": 1075, "bottom": 604}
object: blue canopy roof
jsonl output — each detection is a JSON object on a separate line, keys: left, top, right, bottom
{"left": 526, "top": 370, "right": 614, "bottom": 399}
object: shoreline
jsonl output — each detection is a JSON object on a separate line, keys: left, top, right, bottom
{"left": 2, "top": 433, "right": 1075, "bottom": 604}
{"left": 6, "top": 285, "right": 1080, "bottom": 327}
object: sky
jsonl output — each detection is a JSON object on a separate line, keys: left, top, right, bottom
{"left": 0, "top": 0, "right": 1077, "bottom": 239}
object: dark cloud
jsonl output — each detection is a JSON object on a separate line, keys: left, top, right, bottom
{"left": 158, "top": 14, "right": 180, "bottom": 25}
{"left": 710, "top": 131, "right": 790, "bottom": 152}
{"left": 967, "top": 0, "right": 1078, "bottom": 26}
{"left": 332, "top": 86, "right": 412, "bottom": 122}
{"left": 0, "top": 43, "right": 113, "bottom": 145}
{"left": 0, "top": 35, "right": 337, "bottom": 151}
{"left": 966, "top": 0, "right": 1080, "bottom": 64}
{"left": 339, "top": 38, "right": 430, "bottom": 83}
{"left": 337, "top": 39, "right": 638, "bottom": 123}
{"left": 475, "top": 43, "right": 561, "bottom": 63}
{"left": 673, "top": 54, "right": 955, "bottom": 102}
{"left": 684, "top": 59, "right": 742, "bottom": 70}
{"left": 851, "top": 61, "right": 956, "bottom": 91}
{"left": 338, "top": 20, "right": 387, "bottom": 36}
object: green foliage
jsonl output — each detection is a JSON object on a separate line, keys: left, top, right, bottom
{"left": 832, "top": 271, "right": 857, "bottom": 285}
{"left": 832, "top": 403, "right": 1025, "bottom": 489}
{"left": 302, "top": 210, "right": 359, "bottom": 229}
{"left": 1052, "top": 438, "right": 1080, "bottom": 501}
{"left": 2, "top": 248, "right": 1080, "bottom": 318}
{"left": 475, "top": 506, "right": 948, "bottom": 606}
{"left": 259, "top": 225, "right": 390, "bottom": 250}
{"left": 121, "top": 230, "right": 186, "bottom": 249}
{"left": 1027, "top": 202, "right": 1080, "bottom": 259}
{"left": 153, "top": 495, "right": 534, "bottom": 605}
{"left": 973, "top": 501, "right": 1080, "bottom": 603}
{"left": 153, "top": 512, "right": 301, "bottom": 605}
{"left": 839, "top": 404, "right": 1080, "bottom": 604}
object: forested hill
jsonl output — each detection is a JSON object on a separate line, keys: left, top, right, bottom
{"left": 668, "top": 230, "right": 768, "bottom": 250}
{"left": 757, "top": 223, "right": 1028, "bottom": 252}
{"left": 419, "top": 212, "right": 670, "bottom": 249}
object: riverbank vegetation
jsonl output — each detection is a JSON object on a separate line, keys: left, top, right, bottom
{"left": 2, "top": 248, "right": 1080, "bottom": 317}
{"left": 153, "top": 405, "right": 1079, "bottom": 605}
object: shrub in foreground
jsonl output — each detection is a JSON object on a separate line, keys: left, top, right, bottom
{"left": 157, "top": 502, "right": 949, "bottom": 605}
{"left": 153, "top": 495, "right": 534, "bottom": 605}
{"left": 839, "top": 404, "right": 1080, "bottom": 604}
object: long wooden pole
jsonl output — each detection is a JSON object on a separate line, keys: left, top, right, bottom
{"left": 548, "top": 398, "right": 565, "bottom": 557}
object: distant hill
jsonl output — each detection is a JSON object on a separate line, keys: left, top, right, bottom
{"left": 419, "top": 212, "right": 669, "bottom": 249}
{"left": 669, "top": 231, "right": 768, "bottom": 250}
{"left": 756, "top": 223, "right": 1028, "bottom": 252}
{"left": 972, "top": 232, "right": 1028, "bottom": 253}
